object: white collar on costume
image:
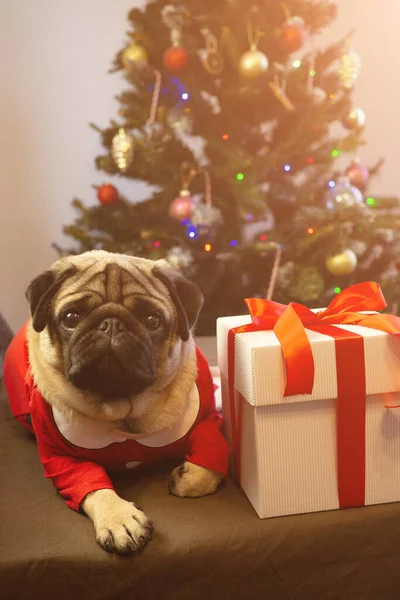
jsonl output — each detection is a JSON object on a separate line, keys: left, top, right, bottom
{"left": 52, "top": 384, "right": 200, "bottom": 450}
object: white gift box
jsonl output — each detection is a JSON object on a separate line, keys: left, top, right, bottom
{"left": 217, "top": 313, "right": 400, "bottom": 519}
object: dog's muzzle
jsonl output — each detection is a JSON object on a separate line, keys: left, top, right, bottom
{"left": 66, "top": 317, "right": 157, "bottom": 398}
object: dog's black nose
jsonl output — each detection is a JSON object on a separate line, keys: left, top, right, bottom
{"left": 98, "top": 318, "right": 127, "bottom": 336}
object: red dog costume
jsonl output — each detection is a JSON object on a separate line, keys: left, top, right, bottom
{"left": 4, "top": 324, "right": 230, "bottom": 511}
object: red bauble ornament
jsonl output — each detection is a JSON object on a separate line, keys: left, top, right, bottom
{"left": 169, "top": 191, "right": 195, "bottom": 221}
{"left": 162, "top": 46, "right": 189, "bottom": 73}
{"left": 279, "top": 18, "right": 307, "bottom": 53}
{"left": 345, "top": 161, "right": 370, "bottom": 191}
{"left": 97, "top": 183, "right": 118, "bottom": 205}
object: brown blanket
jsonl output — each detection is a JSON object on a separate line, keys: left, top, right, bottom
{"left": 1, "top": 382, "right": 400, "bottom": 600}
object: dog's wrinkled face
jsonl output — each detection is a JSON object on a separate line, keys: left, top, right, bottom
{"left": 26, "top": 251, "right": 203, "bottom": 402}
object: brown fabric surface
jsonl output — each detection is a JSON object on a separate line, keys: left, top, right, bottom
{"left": 2, "top": 383, "right": 400, "bottom": 600}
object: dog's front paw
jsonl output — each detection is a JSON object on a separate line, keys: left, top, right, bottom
{"left": 169, "top": 461, "right": 223, "bottom": 498}
{"left": 82, "top": 489, "right": 153, "bottom": 554}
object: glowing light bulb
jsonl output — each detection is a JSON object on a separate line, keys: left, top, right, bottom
{"left": 181, "top": 92, "right": 189, "bottom": 100}
{"left": 331, "top": 149, "right": 340, "bottom": 157}
{"left": 153, "top": 240, "right": 161, "bottom": 248}
{"left": 204, "top": 243, "right": 211, "bottom": 252}
{"left": 284, "top": 164, "right": 291, "bottom": 172}
{"left": 307, "top": 228, "right": 314, "bottom": 234}
{"left": 187, "top": 225, "right": 197, "bottom": 238}
{"left": 236, "top": 173, "right": 244, "bottom": 181}
{"left": 222, "top": 133, "right": 229, "bottom": 141}
{"left": 230, "top": 239, "right": 238, "bottom": 247}
{"left": 328, "top": 180, "right": 335, "bottom": 188}
{"left": 292, "top": 60, "right": 302, "bottom": 68}
{"left": 334, "top": 287, "right": 341, "bottom": 294}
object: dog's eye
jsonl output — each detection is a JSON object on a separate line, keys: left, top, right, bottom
{"left": 145, "top": 313, "right": 161, "bottom": 331}
{"left": 62, "top": 312, "right": 81, "bottom": 329}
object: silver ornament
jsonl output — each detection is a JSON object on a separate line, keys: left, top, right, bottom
{"left": 339, "top": 51, "right": 361, "bottom": 89}
{"left": 167, "top": 109, "right": 193, "bottom": 135}
{"left": 166, "top": 246, "right": 194, "bottom": 271}
{"left": 325, "top": 177, "right": 363, "bottom": 209}
{"left": 342, "top": 107, "right": 366, "bottom": 130}
{"left": 190, "top": 203, "right": 223, "bottom": 228}
{"left": 111, "top": 128, "right": 134, "bottom": 172}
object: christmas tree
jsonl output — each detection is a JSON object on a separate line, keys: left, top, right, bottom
{"left": 60, "top": 0, "right": 400, "bottom": 335}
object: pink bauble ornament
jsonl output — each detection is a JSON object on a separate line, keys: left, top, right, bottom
{"left": 345, "top": 160, "right": 369, "bottom": 191}
{"left": 168, "top": 190, "right": 195, "bottom": 221}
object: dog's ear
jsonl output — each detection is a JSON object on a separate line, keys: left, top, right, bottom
{"left": 26, "top": 267, "right": 77, "bottom": 332}
{"left": 153, "top": 264, "right": 204, "bottom": 342}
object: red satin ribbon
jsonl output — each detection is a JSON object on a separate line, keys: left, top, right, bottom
{"left": 227, "top": 282, "right": 400, "bottom": 508}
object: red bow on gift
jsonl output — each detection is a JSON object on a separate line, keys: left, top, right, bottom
{"left": 235, "top": 281, "right": 400, "bottom": 397}
{"left": 227, "top": 282, "right": 400, "bottom": 508}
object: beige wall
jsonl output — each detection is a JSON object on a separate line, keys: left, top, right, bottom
{"left": 1, "top": 0, "right": 399, "bottom": 331}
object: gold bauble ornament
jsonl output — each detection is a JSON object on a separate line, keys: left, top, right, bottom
{"left": 325, "top": 249, "right": 357, "bottom": 276}
{"left": 121, "top": 43, "right": 148, "bottom": 70}
{"left": 111, "top": 128, "right": 134, "bottom": 172}
{"left": 239, "top": 44, "right": 269, "bottom": 78}
{"left": 338, "top": 51, "right": 361, "bottom": 89}
{"left": 342, "top": 107, "right": 366, "bottom": 130}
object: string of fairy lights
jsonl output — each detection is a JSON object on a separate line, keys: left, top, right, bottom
{"left": 101, "top": 63, "right": 375, "bottom": 280}
{"left": 92, "top": 2, "right": 379, "bottom": 300}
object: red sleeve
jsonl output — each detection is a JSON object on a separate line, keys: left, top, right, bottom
{"left": 37, "top": 441, "right": 115, "bottom": 512}
{"left": 31, "top": 398, "right": 115, "bottom": 512}
{"left": 3, "top": 323, "right": 34, "bottom": 432}
{"left": 184, "top": 348, "right": 230, "bottom": 476}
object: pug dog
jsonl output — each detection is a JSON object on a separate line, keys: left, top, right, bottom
{"left": 4, "top": 250, "right": 229, "bottom": 554}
